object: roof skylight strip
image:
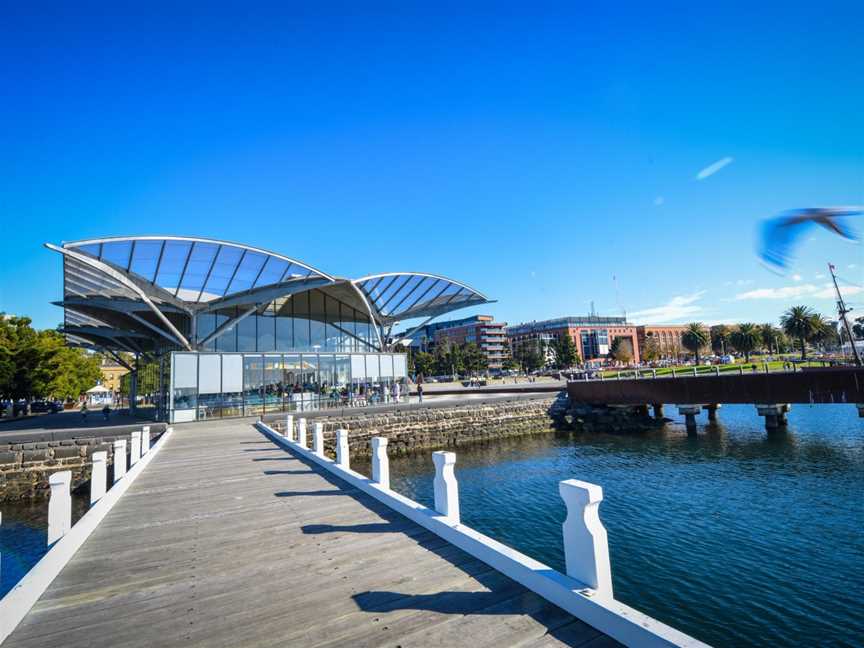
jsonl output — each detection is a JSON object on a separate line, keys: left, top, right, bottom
{"left": 377, "top": 275, "right": 413, "bottom": 313}
{"left": 196, "top": 243, "right": 222, "bottom": 303}
{"left": 174, "top": 241, "right": 196, "bottom": 297}
{"left": 384, "top": 276, "right": 428, "bottom": 317}
{"left": 399, "top": 278, "right": 442, "bottom": 317}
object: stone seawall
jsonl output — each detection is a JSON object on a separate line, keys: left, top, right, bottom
{"left": 269, "top": 397, "right": 561, "bottom": 457}
{"left": 0, "top": 431, "right": 160, "bottom": 501}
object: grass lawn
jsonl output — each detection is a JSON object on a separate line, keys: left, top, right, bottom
{"left": 599, "top": 359, "right": 828, "bottom": 378}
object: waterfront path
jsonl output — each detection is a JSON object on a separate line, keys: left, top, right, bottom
{"left": 4, "top": 419, "right": 616, "bottom": 647}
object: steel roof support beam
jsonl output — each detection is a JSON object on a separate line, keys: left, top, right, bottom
{"left": 46, "top": 243, "right": 194, "bottom": 351}
{"left": 197, "top": 305, "right": 258, "bottom": 348}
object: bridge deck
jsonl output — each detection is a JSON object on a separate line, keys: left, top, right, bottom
{"left": 5, "top": 420, "right": 615, "bottom": 648}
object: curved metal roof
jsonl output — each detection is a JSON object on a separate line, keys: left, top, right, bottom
{"left": 63, "top": 236, "right": 335, "bottom": 304}
{"left": 353, "top": 272, "right": 491, "bottom": 325}
{"left": 48, "top": 237, "right": 493, "bottom": 353}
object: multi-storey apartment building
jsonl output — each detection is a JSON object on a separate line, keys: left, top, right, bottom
{"left": 398, "top": 315, "right": 509, "bottom": 369}
{"left": 506, "top": 316, "right": 640, "bottom": 365}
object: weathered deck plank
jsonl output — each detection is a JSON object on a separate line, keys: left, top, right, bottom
{"left": 4, "top": 419, "right": 617, "bottom": 647}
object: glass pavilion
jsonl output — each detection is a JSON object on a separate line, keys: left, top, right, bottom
{"left": 48, "top": 236, "right": 491, "bottom": 422}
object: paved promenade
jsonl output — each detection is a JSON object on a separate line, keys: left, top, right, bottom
{"left": 4, "top": 420, "right": 616, "bottom": 647}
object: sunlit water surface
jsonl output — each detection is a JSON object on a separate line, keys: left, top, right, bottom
{"left": 355, "top": 404, "right": 863, "bottom": 647}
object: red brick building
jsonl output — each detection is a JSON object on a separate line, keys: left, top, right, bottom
{"left": 506, "top": 316, "right": 640, "bottom": 366}
{"left": 636, "top": 325, "right": 688, "bottom": 360}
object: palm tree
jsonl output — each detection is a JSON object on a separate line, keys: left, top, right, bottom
{"left": 808, "top": 315, "right": 836, "bottom": 351}
{"left": 711, "top": 324, "right": 732, "bottom": 355}
{"left": 780, "top": 305, "right": 818, "bottom": 360}
{"left": 731, "top": 323, "right": 761, "bottom": 362}
{"left": 681, "top": 322, "right": 709, "bottom": 365}
{"left": 760, "top": 323, "right": 782, "bottom": 355}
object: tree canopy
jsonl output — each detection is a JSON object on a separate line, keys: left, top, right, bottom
{"left": 681, "top": 322, "right": 709, "bottom": 365}
{"left": 0, "top": 315, "right": 102, "bottom": 400}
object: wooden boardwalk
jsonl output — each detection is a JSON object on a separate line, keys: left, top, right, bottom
{"left": 4, "top": 420, "right": 617, "bottom": 648}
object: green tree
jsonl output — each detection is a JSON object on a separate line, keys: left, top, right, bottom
{"left": 808, "top": 316, "right": 838, "bottom": 350}
{"left": 413, "top": 351, "right": 434, "bottom": 378}
{"left": 462, "top": 342, "right": 487, "bottom": 374}
{"left": 710, "top": 324, "right": 732, "bottom": 355}
{"left": 609, "top": 337, "right": 634, "bottom": 364}
{"left": 641, "top": 335, "right": 662, "bottom": 362}
{"left": 759, "top": 324, "right": 782, "bottom": 355}
{"left": 781, "top": 305, "right": 818, "bottom": 360}
{"left": 550, "top": 334, "right": 579, "bottom": 369}
{"left": 681, "top": 322, "right": 709, "bottom": 365}
{"left": 515, "top": 342, "right": 544, "bottom": 372}
{"left": 731, "top": 323, "right": 761, "bottom": 361}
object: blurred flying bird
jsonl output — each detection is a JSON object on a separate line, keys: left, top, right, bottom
{"left": 758, "top": 207, "right": 863, "bottom": 271}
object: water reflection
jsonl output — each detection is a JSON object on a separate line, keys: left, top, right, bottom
{"left": 354, "top": 404, "right": 864, "bottom": 648}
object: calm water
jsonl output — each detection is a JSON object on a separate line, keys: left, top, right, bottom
{"left": 356, "top": 404, "right": 863, "bottom": 647}
{"left": 0, "top": 492, "right": 89, "bottom": 598}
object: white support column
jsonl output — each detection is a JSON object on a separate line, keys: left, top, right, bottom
{"left": 336, "top": 428, "right": 349, "bottom": 469}
{"left": 141, "top": 426, "right": 151, "bottom": 454}
{"left": 130, "top": 431, "right": 142, "bottom": 466}
{"left": 297, "top": 418, "right": 307, "bottom": 448}
{"left": 559, "top": 479, "right": 613, "bottom": 599}
{"left": 90, "top": 451, "right": 107, "bottom": 505}
{"left": 432, "top": 451, "right": 460, "bottom": 523}
{"left": 313, "top": 422, "right": 324, "bottom": 457}
{"left": 113, "top": 439, "right": 127, "bottom": 483}
{"left": 285, "top": 414, "right": 294, "bottom": 440}
{"left": 48, "top": 470, "right": 72, "bottom": 546}
{"left": 371, "top": 437, "right": 390, "bottom": 489}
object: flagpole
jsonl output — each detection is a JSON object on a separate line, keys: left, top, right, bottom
{"left": 829, "top": 262, "right": 862, "bottom": 366}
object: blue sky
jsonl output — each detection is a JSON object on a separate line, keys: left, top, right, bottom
{"left": 2, "top": 3, "right": 863, "bottom": 330}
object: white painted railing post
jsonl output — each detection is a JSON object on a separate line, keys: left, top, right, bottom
{"left": 297, "top": 418, "right": 307, "bottom": 448}
{"left": 336, "top": 428, "right": 349, "bottom": 469}
{"left": 559, "top": 479, "right": 613, "bottom": 599}
{"left": 90, "top": 451, "right": 107, "bottom": 505}
{"left": 285, "top": 414, "right": 294, "bottom": 440}
{"left": 130, "top": 431, "right": 142, "bottom": 466}
{"left": 432, "top": 451, "right": 460, "bottom": 523}
{"left": 371, "top": 437, "right": 389, "bottom": 489}
{"left": 313, "top": 422, "right": 324, "bottom": 457}
{"left": 141, "top": 426, "right": 151, "bottom": 454}
{"left": 113, "top": 439, "right": 127, "bottom": 483}
{"left": 48, "top": 470, "right": 72, "bottom": 545}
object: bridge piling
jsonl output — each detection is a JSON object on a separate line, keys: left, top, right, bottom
{"left": 677, "top": 405, "right": 701, "bottom": 435}
{"left": 857, "top": 404, "right": 864, "bottom": 418}
{"left": 652, "top": 403, "right": 664, "bottom": 418}
{"left": 756, "top": 404, "right": 789, "bottom": 430}
{"left": 706, "top": 404, "right": 721, "bottom": 421}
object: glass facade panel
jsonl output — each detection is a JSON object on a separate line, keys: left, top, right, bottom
{"left": 263, "top": 355, "right": 283, "bottom": 413}
{"left": 324, "top": 294, "right": 340, "bottom": 351}
{"left": 172, "top": 353, "right": 198, "bottom": 412}
{"left": 309, "top": 290, "right": 326, "bottom": 350}
{"left": 198, "top": 354, "right": 222, "bottom": 419}
{"left": 257, "top": 304, "right": 275, "bottom": 352}
{"left": 293, "top": 292, "right": 311, "bottom": 350}
{"left": 237, "top": 312, "right": 257, "bottom": 352}
{"left": 283, "top": 354, "right": 301, "bottom": 411}
{"left": 168, "top": 351, "right": 408, "bottom": 420}
{"left": 243, "top": 355, "right": 264, "bottom": 416}
{"left": 215, "top": 310, "right": 235, "bottom": 352}
{"left": 275, "top": 298, "right": 293, "bottom": 351}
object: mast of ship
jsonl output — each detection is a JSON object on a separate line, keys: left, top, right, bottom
{"left": 828, "top": 262, "right": 862, "bottom": 366}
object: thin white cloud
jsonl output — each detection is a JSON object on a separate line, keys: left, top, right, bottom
{"left": 629, "top": 291, "right": 706, "bottom": 324}
{"left": 696, "top": 156, "right": 734, "bottom": 180}
{"left": 736, "top": 279, "right": 754, "bottom": 286}
{"left": 653, "top": 196, "right": 665, "bottom": 206}
{"left": 735, "top": 283, "right": 863, "bottom": 301}
{"left": 815, "top": 273, "right": 826, "bottom": 279}
{"left": 792, "top": 273, "right": 802, "bottom": 281}
{"left": 849, "top": 263, "right": 858, "bottom": 269}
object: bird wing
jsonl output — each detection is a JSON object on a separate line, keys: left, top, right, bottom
{"left": 758, "top": 210, "right": 816, "bottom": 271}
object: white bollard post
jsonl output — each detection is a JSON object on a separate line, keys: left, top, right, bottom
{"left": 371, "top": 437, "right": 389, "bottom": 489}
{"left": 336, "top": 428, "right": 349, "bottom": 469}
{"left": 432, "top": 451, "right": 460, "bottom": 523}
{"left": 297, "top": 418, "right": 307, "bottom": 448}
{"left": 285, "top": 414, "right": 294, "bottom": 440}
{"left": 559, "top": 479, "right": 613, "bottom": 599}
{"left": 141, "top": 426, "right": 151, "bottom": 454}
{"left": 130, "top": 431, "right": 142, "bottom": 466}
{"left": 48, "top": 470, "right": 72, "bottom": 545}
{"left": 313, "top": 422, "right": 324, "bottom": 457}
{"left": 113, "top": 439, "right": 127, "bottom": 483}
{"left": 90, "top": 451, "right": 107, "bottom": 505}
